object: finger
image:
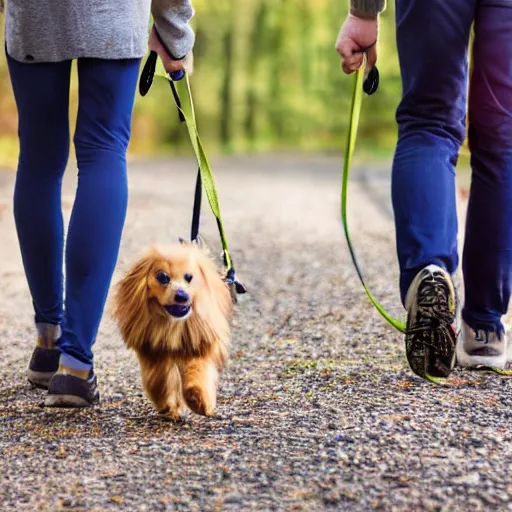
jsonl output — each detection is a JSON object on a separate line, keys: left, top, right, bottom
{"left": 366, "top": 45, "right": 378, "bottom": 70}
{"left": 336, "top": 39, "right": 360, "bottom": 59}
{"left": 342, "top": 62, "right": 353, "bottom": 75}
{"left": 344, "top": 63, "right": 361, "bottom": 74}
{"left": 344, "top": 54, "right": 364, "bottom": 72}
{"left": 342, "top": 53, "right": 359, "bottom": 68}
{"left": 161, "top": 57, "right": 185, "bottom": 73}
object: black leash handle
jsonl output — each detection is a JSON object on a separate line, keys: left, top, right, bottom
{"left": 352, "top": 41, "right": 380, "bottom": 96}
{"left": 139, "top": 50, "right": 158, "bottom": 97}
{"left": 363, "top": 66, "right": 379, "bottom": 95}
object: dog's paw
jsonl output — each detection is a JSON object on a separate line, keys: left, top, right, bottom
{"left": 158, "top": 406, "right": 186, "bottom": 422}
{"left": 184, "top": 387, "right": 214, "bottom": 417}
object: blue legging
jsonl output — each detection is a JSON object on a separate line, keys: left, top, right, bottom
{"left": 392, "top": 0, "right": 512, "bottom": 333}
{"left": 7, "top": 54, "right": 141, "bottom": 368}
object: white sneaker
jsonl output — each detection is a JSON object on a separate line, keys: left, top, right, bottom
{"left": 405, "top": 264, "right": 459, "bottom": 380}
{"left": 456, "top": 321, "right": 508, "bottom": 369}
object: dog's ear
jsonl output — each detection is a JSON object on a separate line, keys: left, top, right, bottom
{"left": 112, "top": 253, "right": 159, "bottom": 349}
{"left": 113, "top": 255, "right": 155, "bottom": 317}
{"left": 122, "top": 253, "right": 156, "bottom": 286}
{"left": 193, "top": 236, "right": 205, "bottom": 251}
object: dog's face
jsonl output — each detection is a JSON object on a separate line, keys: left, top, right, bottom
{"left": 113, "top": 244, "right": 233, "bottom": 353}
{"left": 146, "top": 247, "right": 206, "bottom": 321}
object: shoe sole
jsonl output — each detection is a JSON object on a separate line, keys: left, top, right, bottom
{"left": 406, "top": 267, "right": 457, "bottom": 381}
{"left": 27, "top": 369, "right": 55, "bottom": 390}
{"left": 406, "top": 328, "right": 457, "bottom": 380}
{"left": 44, "top": 394, "right": 99, "bottom": 408}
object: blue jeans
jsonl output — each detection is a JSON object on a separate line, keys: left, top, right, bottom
{"left": 392, "top": 0, "right": 512, "bottom": 332}
{"left": 7, "top": 54, "right": 140, "bottom": 369}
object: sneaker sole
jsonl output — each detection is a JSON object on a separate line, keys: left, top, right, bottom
{"left": 27, "top": 369, "right": 56, "bottom": 390}
{"left": 406, "top": 267, "right": 457, "bottom": 381}
{"left": 406, "top": 329, "right": 457, "bottom": 380}
{"left": 44, "top": 394, "right": 99, "bottom": 408}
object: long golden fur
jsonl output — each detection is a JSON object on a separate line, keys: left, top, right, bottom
{"left": 112, "top": 244, "right": 232, "bottom": 419}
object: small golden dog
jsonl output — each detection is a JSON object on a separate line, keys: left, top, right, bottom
{"left": 112, "top": 244, "right": 232, "bottom": 419}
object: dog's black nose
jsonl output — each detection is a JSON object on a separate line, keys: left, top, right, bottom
{"left": 174, "top": 288, "right": 189, "bottom": 304}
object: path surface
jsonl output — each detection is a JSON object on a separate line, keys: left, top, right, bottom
{"left": 1, "top": 156, "right": 512, "bottom": 512}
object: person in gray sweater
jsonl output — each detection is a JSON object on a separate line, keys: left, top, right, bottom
{"left": 5, "top": 1, "right": 195, "bottom": 67}
{"left": 2, "top": 0, "right": 195, "bottom": 407}
{"left": 336, "top": 0, "right": 512, "bottom": 382}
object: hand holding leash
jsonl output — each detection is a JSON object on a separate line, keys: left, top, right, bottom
{"left": 336, "top": 13, "right": 378, "bottom": 74}
{"left": 148, "top": 26, "right": 187, "bottom": 81}
{"left": 335, "top": 14, "right": 379, "bottom": 96}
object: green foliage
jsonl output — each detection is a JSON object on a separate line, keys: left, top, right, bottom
{"left": 0, "top": 1, "right": 403, "bottom": 167}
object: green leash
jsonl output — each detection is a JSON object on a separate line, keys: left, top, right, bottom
{"left": 341, "top": 65, "right": 406, "bottom": 333}
{"left": 139, "top": 47, "right": 246, "bottom": 302}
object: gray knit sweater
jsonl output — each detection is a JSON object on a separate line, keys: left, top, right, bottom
{"left": 3, "top": 0, "right": 195, "bottom": 63}
{"left": 351, "top": 0, "right": 386, "bottom": 18}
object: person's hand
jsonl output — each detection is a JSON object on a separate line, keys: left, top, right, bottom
{"left": 148, "top": 26, "right": 194, "bottom": 75}
{"left": 335, "top": 14, "right": 378, "bottom": 74}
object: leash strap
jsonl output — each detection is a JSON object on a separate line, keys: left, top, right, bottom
{"left": 341, "top": 63, "right": 406, "bottom": 333}
{"left": 139, "top": 47, "right": 246, "bottom": 301}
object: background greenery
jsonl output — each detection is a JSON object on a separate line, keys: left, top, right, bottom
{"left": 0, "top": 1, "right": 404, "bottom": 168}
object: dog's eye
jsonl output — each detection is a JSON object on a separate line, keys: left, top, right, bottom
{"left": 184, "top": 273, "right": 193, "bottom": 283}
{"left": 156, "top": 271, "right": 170, "bottom": 285}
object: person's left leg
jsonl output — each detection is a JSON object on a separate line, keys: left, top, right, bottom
{"left": 46, "top": 58, "right": 140, "bottom": 407}
{"left": 458, "top": 1, "right": 512, "bottom": 369}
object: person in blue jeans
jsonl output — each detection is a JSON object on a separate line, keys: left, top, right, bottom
{"left": 336, "top": 0, "right": 511, "bottom": 380}
{"left": 3, "top": 0, "right": 195, "bottom": 407}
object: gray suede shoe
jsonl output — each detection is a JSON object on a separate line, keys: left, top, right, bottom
{"left": 457, "top": 322, "right": 508, "bottom": 369}
{"left": 27, "top": 347, "right": 61, "bottom": 389}
{"left": 44, "top": 371, "right": 100, "bottom": 408}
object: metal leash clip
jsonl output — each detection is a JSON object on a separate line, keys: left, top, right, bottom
{"left": 221, "top": 250, "right": 246, "bottom": 304}
{"left": 224, "top": 266, "right": 247, "bottom": 304}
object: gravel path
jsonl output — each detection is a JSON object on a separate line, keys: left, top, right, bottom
{"left": 1, "top": 155, "right": 512, "bottom": 511}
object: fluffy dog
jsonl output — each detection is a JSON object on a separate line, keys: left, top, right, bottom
{"left": 112, "top": 244, "right": 232, "bottom": 419}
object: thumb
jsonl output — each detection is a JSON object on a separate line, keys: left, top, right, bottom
{"left": 366, "top": 44, "right": 378, "bottom": 70}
